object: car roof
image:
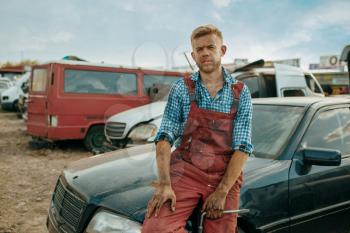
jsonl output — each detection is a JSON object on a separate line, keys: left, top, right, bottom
{"left": 232, "top": 67, "right": 312, "bottom": 77}
{"left": 35, "top": 60, "right": 187, "bottom": 73}
{"left": 253, "top": 97, "right": 350, "bottom": 108}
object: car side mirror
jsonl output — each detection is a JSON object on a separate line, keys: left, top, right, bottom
{"left": 301, "top": 147, "right": 341, "bottom": 166}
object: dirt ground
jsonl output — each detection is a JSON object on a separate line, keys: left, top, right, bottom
{"left": 0, "top": 111, "right": 90, "bottom": 233}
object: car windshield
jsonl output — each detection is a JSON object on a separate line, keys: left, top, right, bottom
{"left": 252, "top": 104, "right": 304, "bottom": 159}
{"left": 0, "top": 82, "right": 9, "bottom": 89}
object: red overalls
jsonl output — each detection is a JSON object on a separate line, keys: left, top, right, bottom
{"left": 142, "top": 78, "right": 245, "bottom": 233}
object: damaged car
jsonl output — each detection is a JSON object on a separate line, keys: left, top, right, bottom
{"left": 47, "top": 97, "right": 350, "bottom": 233}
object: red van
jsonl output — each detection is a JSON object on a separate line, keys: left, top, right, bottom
{"left": 27, "top": 60, "right": 188, "bottom": 151}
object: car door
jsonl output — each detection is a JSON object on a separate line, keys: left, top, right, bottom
{"left": 289, "top": 106, "right": 350, "bottom": 233}
{"left": 27, "top": 65, "right": 50, "bottom": 137}
{"left": 274, "top": 64, "right": 307, "bottom": 97}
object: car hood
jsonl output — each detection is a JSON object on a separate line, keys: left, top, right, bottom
{"left": 1, "top": 86, "right": 19, "bottom": 100}
{"left": 106, "top": 101, "right": 166, "bottom": 135}
{"left": 63, "top": 146, "right": 287, "bottom": 222}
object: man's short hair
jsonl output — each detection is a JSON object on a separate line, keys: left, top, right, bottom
{"left": 191, "top": 24, "right": 223, "bottom": 43}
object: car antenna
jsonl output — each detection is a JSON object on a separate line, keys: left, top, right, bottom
{"left": 183, "top": 52, "right": 195, "bottom": 71}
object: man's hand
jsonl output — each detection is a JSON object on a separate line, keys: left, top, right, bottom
{"left": 146, "top": 183, "right": 176, "bottom": 218}
{"left": 201, "top": 150, "right": 248, "bottom": 219}
{"left": 202, "top": 190, "right": 227, "bottom": 219}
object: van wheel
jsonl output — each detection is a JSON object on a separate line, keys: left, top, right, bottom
{"left": 84, "top": 125, "right": 106, "bottom": 152}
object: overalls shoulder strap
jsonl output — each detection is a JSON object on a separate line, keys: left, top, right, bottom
{"left": 183, "top": 77, "right": 196, "bottom": 102}
{"left": 230, "top": 81, "right": 245, "bottom": 114}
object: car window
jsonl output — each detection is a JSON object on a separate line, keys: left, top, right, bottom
{"left": 0, "top": 82, "right": 9, "bottom": 89}
{"left": 252, "top": 104, "right": 304, "bottom": 159}
{"left": 241, "top": 76, "right": 259, "bottom": 98}
{"left": 32, "top": 69, "right": 48, "bottom": 92}
{"left": 301, "top": 108, "right": 350, "bottom": 156}
{"left": 64, "top": 70, "right": 137, "bottom": 95}
{"left": 143, "top": 75, "right": 181, "bottom": 95}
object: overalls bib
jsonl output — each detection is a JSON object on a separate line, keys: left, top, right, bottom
{"left": 142, "top": 77, "right": 245, "bottom": 233}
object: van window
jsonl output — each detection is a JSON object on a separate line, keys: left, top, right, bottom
{"left": 283, "top": 89, "right": 306, "bottom": 97}
{"left": 32, "top": 69, "right": 48, "bottom": 92}
{"left": 304, "top": 74, "right": 323, "bottom": 93}
{"left": 143, "top": 75, "right": 182, "bottom": 95}
{"left": 64, "top": 70, "right": 137, "bottom": 95}
{"left": 241, "top": 76, "right": 260, "bottom": 98}
{"left": 261, "top": 75, "right": 277, "bottom": 97}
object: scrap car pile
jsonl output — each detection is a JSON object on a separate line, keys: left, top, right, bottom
{"left": 1, "top": 48, "right": 350, "bottom": 233}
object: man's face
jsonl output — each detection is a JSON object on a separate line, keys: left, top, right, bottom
{"left": 191, "top": 33, "right": 226, "bottom": 74}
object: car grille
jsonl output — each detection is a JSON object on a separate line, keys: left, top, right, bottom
{"left": 106, "top": 122, "right": 127, "bottom": 138}
{"left": 52, "top": 178, "right": 87, "bottom": 232}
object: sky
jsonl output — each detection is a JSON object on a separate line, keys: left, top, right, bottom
{"left": 0, "top": 0, "right": 349, "bottom": 69}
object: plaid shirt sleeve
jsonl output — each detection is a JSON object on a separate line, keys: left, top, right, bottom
{"left": 154, "top": 79, "right": 185, "bottom": 145}
{"left": 233, "top": 84, "right": 254, "bottom": 154}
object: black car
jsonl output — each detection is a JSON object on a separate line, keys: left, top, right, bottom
{"left": 47, "top": 97, "right": 350, "bottom": 233}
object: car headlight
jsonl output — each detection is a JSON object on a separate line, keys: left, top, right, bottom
{"left": 129, "top": 123, "right": 158, "bottom": 142}
{"left": 85, "top": 210, "right": 141, "bottom": 233}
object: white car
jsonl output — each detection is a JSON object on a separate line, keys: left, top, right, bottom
{"left": 1, "top": 72, "right": 30, "bottom": 111}
{"left": 231, "top": 62, "right": 324, "bottom": 98}
{"left": 105, "top": 101, "right": 165, "bottom": 147}
{"left": 0, "top": 77, "right": 13, "bottom": 102}
{"left": 105, "top": 62, "right": 325, "bottom": 148}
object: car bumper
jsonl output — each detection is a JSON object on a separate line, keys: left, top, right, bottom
{"left": 47, "top": 203, "right": 76, "bottom": 233}
{"left": 1, "top": 102, "right": 14, "bottom": 110}
{"left": 46, "top": 210, "right": 60, "bottom": 233}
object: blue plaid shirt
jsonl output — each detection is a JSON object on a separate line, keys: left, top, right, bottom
{"left": 155, "top": 68, "right": 254, "bottom": 155}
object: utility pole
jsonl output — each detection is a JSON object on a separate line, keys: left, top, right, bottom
{"left": 340, "top": 45, "right": 350, "bottom": 94}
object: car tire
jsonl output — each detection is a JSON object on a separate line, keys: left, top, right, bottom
{"left": 12, "top": 100, "right": 19, "bottom": 111}
{"left": 16, "top": 110, "right": 22, "bottom": 119}
{"left": 84, "top": 125, "right": 106, "bottom": 152}
{"left": 238, "top": 226, "right": 247, "bottom": 233}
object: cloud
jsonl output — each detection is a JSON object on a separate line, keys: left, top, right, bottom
{"left": 212, "top": 11, "right": 223, "bottom": 22}
{"left": 226, "top": 0, "right": 350, "bottom": 68}
{"left": 302, "top": 1, "right": 350, "bottom": 31}
{"left": 1, "top": 30, "right": 74, "bottom": 54}
{"left": 45, "top": 31, "right": 75, "bottom": 44}
{"left": 211, "top": 0, "right": 232, "bottom": 8}
{"left": 116, "top": 0, "right": 162, "bottom": 13}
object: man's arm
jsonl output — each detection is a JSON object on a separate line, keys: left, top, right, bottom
{"left": 146, "top": 80, "right": 185, "bottom": 218}
{"left": 202, "top": 150, "right": 248, "bottom": 219}
{"left": 146, "top": 140, "right": 176, "bottom": 217}
{"left": 155, "top": 140, "right": 172, "bottom": 185}
{"left": 216, "top": 150, "right": 248, "bottom": 193}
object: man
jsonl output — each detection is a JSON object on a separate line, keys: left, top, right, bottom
{"left": 142, "top": 24, "right": 253, "bottom": 233}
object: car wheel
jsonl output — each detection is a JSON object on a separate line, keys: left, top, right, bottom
{"left": 84, "top": 125, "right": 106, "bottom": 152}
{"left": 12, "top": 100, "right": 19, "bottom": 111}
{"left": 16, "top": 110, "right": 23, "bottom": 119}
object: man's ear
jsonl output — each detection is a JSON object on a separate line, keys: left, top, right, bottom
{"left": 221, "top": 45, "right": 227, "bottom": 56}
{"left": 191, "top": 51, "right": 195, "bottom": 60}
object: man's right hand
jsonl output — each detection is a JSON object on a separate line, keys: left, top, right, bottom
{"left": 146, "top": 183, "right": 176, "bottom": 218}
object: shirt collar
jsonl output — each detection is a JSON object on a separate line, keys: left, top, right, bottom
{"left": 190, "top": 67, "right": 234, "bottom": 84}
